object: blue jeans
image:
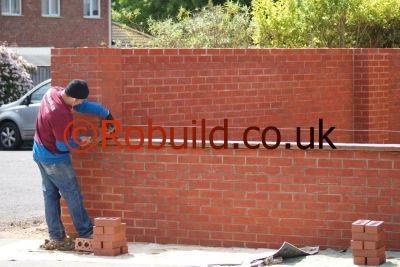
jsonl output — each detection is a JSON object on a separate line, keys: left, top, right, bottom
{"left": 35, "top": 160, "right": 93, "bottom": 240}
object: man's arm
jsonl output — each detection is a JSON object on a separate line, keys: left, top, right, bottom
{"left": 55, "top": 137, "right": 82, "bottom": 153}
{"left": 73, "top": 100, "right": 109, "bottom": 118}
{"left": 51, "top": 117, "right": 82, "bottom": 153}
{"left": 74, "top": 100, "right": 115, "bottom": 137}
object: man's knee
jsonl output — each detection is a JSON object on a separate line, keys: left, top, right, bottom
{"left": 43, "top": 188, "right": 61, "bottom": 201}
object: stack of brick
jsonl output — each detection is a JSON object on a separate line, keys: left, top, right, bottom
{"left": 93, "top": 217, "right": 128, "bottom": 256}
{"left": 351, "top": 220, "right": 386, "bottom": 266}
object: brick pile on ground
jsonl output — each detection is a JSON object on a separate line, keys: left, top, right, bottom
{"left": 93, "top": 217, "right": 128, "bottom": 256}
{"left": 351, "top": 219, "right": 386, "bottom": 266}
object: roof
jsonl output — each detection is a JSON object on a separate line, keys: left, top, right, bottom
{"left": 8, "top": 47, "right": 51, "bottom": 66}
{"left": 111, "top": 22, "right": 154, "bottom": 48}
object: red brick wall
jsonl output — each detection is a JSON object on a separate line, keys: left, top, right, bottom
{"left": 353, "top": 49, "right": 400, "bottom": 144}
{"left": 389, "top": 50, "right": 400, "bottom": 144}
{"left": 64, "top": 144, "right": 400, "bottom": 250}
{"left": 120, "top": 48, "right": 354, "bottom": 143}
{"left": 51, "top": 48, "right": 400, "bottom": 250}
{"left": 354, "top": 50, "right": 387, "bottom": 143}
{"left": 51, "top": 48, "right": 400, "bottom": 144}
{"left": 0, "top": 0, "right": 109, "bottom": 47}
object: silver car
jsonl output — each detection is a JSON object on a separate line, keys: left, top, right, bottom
{"left": 0, "top": 79, "right": 51, "bottom": 150}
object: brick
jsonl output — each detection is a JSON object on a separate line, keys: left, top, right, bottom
{"left": 94, "top": 217, "right": 122, "bottom": 227}
{"left": 352, "top": 231, "right": 385, "bottom": 242}
{"left": 104, "top": 223, "right": 127, "bottom": 235}
{"left": 93, "top": 226, "right": 104, "bottom": 235}
{"left": 351, "top": 240, "right": 364, "bottom": 250}
{"left": 352, "top": 219, "right": 370, "bottom": 233}
{"left": 366, "top": 255, "right": 386, "bottom": 266}
{"left": 92, "top": 241, "right": 102, "bottom": 249}
{"left": 102, "top": 240, "right": 127, "bottom": 249}
{"left": 353, "top": 256, "right": 366, "bottom": 265}
{"left": 94, "top": 247, "right": 121, "bottom": 256}
{"left": 75, "top": 238, "right": 93, "bottom": 252}
{"left": 120, "top": 245, "right": 129, "bottom": 254}
{"left": 94, "top": 230, "right": 126, "bottom": 242}
{"left": 364, "top": 240, "right": 385, "bottom": 250}
{"left": 365, "top": 221, "right": 384, "bottom": 234}
{"left": 352, "top": 246, "right": 386, "bottom": 257}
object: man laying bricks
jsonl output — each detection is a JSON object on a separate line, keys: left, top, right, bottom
{"left": 33, "top": 79, "right": 114, "bottom": 250}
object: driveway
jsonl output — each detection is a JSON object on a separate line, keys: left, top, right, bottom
{"left": 0, "top": 149, "right": 44, "bottom": 227}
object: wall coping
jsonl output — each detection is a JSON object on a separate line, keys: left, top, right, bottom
{"left": 100, "top": 138, "right": 400, "bottom": 152}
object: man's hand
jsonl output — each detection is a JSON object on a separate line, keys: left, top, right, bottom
{"left": 105, "top": 112, "right": 114, "bottom": 121}
{"left": 80, "top": 136, "right": 93, "bottom": 147}
{"left": 104, "top": 111, "right": 115, "bottom": 135}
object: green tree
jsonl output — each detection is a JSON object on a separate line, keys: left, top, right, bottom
{"left": 148, "top": 1, "right": 253, "bottom": 48}
{"left": 252, "top": 0, "right": 400, "bottom": 48}
{"left": 348, "top": 0, "right": 400, "bottom": 47}
{"left": 112, "top": 0, "right": 251, "bottom": 32}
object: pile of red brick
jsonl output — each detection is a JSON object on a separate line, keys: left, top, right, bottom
{"left": 351, "top": 220, "right": 386, "bottom": 266}
{"left": 93, "top": 217, "right": 128, "bottom": 256}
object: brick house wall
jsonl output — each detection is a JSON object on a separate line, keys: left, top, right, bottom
{"left": 0, "top": 0, "right": 109, "bottom": 47}
{"left": 51, "top": 48, "right": 400, "bottom": 250}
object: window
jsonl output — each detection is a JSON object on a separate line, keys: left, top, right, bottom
{"left": 30, "top": 83, "right": 50, "bottom": 104}
{"left": 84, "top": 0, "right": 100, "bottom": 18}
{"left": 41, "top": 0, "right": 59, "bottom": 17}
{"left": 1, "top": 0, "right": 21, "bottom": 15}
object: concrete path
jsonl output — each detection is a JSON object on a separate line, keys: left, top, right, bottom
{"left": 0, "top": 150, "right": 44, "bottom": 227}
{"left": 0, "top": 239, "right": 399, "bottom": 267}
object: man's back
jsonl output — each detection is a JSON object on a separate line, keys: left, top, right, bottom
{"left": 33, "top": 87, "right": 72, "bottom": 163}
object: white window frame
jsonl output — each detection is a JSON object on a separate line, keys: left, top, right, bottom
{"left": 41, "top": 0, "right": 60, "bottom": 17}
{"left": 83, "top": 0, "right": 100, "bottom": 19}
{"left": 1, "top": 0, "right": 22, "bottom": 16}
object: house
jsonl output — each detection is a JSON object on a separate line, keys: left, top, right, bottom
{"left": 1, "top": 0, "right": 111, "bottom": 85}
{"left": 111, "top": 22, "right": 153, "bottom": 48}
{"left": 0, "top": 0, "right": 111, "bottom": 48}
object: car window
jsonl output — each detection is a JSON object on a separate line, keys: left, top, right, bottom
{"left": 30, "top": 83, "right": 51, "bottom": 104}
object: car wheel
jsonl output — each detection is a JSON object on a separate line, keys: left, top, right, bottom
{"left": 0, "top": 122, "right": 22, "bottom": 150}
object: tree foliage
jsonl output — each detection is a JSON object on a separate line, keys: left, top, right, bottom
{"left": 0, "top": 45, "right": 35, "bottom": 105}
{"left": 347, "top": 0, "right": 400, "bottom": 47}
{"left": 148, "top": 1, "right": 253, "bottom": 48}
{"left": 252, "top": 0, "right": 400, "bottom": 48}
{"left": 113, "top": 0, "right": 400, "bottom": 48}
{"left": 112, "top": 0, "right": 251, "bottom": 32}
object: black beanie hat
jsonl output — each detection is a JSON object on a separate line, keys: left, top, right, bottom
{"left": 65, "top": 79, "right": 89, "bottom": 99}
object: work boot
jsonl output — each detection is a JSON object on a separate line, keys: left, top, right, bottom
{"left": 40, "top": 236, "right": 75, "bottom": 251}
